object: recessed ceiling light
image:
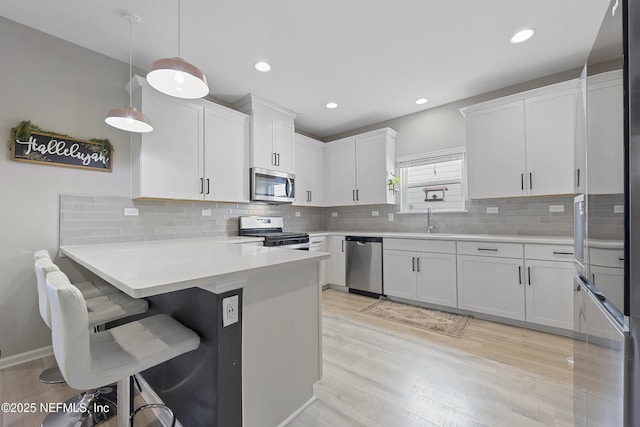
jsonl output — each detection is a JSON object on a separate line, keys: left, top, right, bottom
{"left": 326, "top": 102, "right": 338, "bottom": 109}
{"left": 254, "top": 61, "right": 271, "bottom": 72}
{"left": 510, "top": 28, "right": 535, "bottom": 44}
{"left": 415, "top": 98, "right": 429, "bottom": 105}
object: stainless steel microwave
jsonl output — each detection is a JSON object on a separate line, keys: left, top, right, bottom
{"left": 250, "top": 167, "right": 295, "bottom": 203}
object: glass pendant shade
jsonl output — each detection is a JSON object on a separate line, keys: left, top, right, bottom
{"left": 105, "top": 106, "right": 153, "bottom": 133}
{"left": 147, "top": 57, "right": 209, "bottom": 99}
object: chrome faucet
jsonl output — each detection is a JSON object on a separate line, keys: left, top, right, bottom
{"left": 426, "top": 206, "right": 434, "bottom": 234}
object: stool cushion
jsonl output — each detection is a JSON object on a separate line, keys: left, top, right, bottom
{"left": 85, "top": 293, "right": 149, "bottom": 327}
{"left": 34, "top": 258, "right": 61, "bottom": 328}
{"left": 47, "top": 271, "right": 200, "bottom": 391}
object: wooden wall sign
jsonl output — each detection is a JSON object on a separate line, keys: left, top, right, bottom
{"left": 10, "top": 129, "right": 112, "bottom": 172}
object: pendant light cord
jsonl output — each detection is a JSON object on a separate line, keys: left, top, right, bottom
{"left": 128, "top": 15, "right": 133, "bottom": 107}
{"left": 177, "top": 0, "right": 181, "bottom": 58}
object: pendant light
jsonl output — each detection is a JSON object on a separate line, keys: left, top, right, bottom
{"left": 147, "top": 0, "right": 209, "bottom": 99}
{"left": 105, "top": 11, "right": 153, "bottom": 133}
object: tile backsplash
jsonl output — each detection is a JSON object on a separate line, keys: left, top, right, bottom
{"left": 60, "top": 193, "right": 623, "bottom": 246}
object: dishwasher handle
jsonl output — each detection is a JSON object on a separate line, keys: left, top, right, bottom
{"left": 345, "top": 236, "right": 383, "bottom": 244}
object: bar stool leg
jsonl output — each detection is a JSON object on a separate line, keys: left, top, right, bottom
{"left": 40, "top": 388, "right": 117, "bottom": 427}
{"left": 117, "top": 377, "right": 131, "bottom": 427}
{"left": 39, "top": 365, "right": 65, "bottom": 384}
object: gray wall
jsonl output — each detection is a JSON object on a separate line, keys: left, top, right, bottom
{"left": 0, "top": 17, "right": 135, "bottom": 360}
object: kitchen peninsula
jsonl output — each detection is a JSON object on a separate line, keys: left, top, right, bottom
{"left": 60, "top": 237, "right": 330, "bottom": 427}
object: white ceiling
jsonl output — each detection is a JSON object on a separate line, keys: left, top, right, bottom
{"left": 1, "top": 0, "right": 610, "bottom": 138}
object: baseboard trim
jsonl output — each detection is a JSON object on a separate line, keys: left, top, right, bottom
{"left": 0, "top": 346, "right": 53, "bottom": 370}
{"left": 135, "top": 374, "right": 184, "bottom": 427}
{"left": 277, "top": 396, "right": 316, "bottom": 427}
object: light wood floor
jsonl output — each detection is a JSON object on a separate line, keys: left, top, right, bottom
{"left": 290, "top": 289, "right": 574, "bottom": 427}
{"left": 1, "top": 289, "right": 574, "bottom": 426}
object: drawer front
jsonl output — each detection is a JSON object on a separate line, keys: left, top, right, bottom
{"left": 590, "top": 247, "right": 625, "bottom": 268}
{"left": 309, "top": 236, "right": 327, "bottom": 247}
{"left": 457, "top": 241, "right": 523, "bottom": 258}
{"left": 384, "top": 238, "right": 456, "bottom": 254}
{"left": 524, "top": 244, "right": 574, "bottom": 262}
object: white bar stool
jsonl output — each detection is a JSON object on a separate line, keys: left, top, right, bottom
{"left": 45, "top": 270, "right": 200, "bottom": 427}
{"left": 34, "top": 256, "right": 149, "bottom": 426}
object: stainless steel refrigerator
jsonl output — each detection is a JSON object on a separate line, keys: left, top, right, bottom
{"left": 573, "top": 0, "right": 640, "bottom": 425}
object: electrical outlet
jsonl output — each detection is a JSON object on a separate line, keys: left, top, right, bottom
{"left": 372, "top": 211, "right": 379, "bottom": 217}
{"left": 549, "top": 205, "right": 565, "bottom": 213}
{"left": 295, "top": 211, "right": 301, "bottom": 217}
{"left": 388, "top": 213, "right": 394, "bottom": 222}
{"left": 486, "top": 207, "right": 499, "bottom": 214}
{"left": 202, "top": 209, "right": 212, "bottom": 217}
{"left": 614, "top": 205, "right": 624, "bottom": 214}
{"left": 222, "top": 295, "right": 239, "bottom": 327}
{"left": 331, "top": 212, "right": 338, "bottom": 217}
{"left": 124, "top": 208, "right": 139, "bottom": 217}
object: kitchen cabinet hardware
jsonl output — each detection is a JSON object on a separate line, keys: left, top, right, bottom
{"left": 521, "top": 173, "right": 524, "bottom": 190}
{"left": 341, "top": 240, "right": 344, "bottom": 252}
{"left": 272, "top": 152, "right": 276, "bottom": 166}
{"left": 416, "top": 257, "right": 421, "bottom": 272}
{"left": 553, "top": 251, "right": 574, "bottom": 255}
{"left": 309, "top": 191, "right": 312, "bottom": 202}
{"left": 206, "top": 178, "right": 210, "bottom": 195}
{"left": 352, "top": 190, "right": 356, "bottom": 201}
{"left": 356, "top": 189, "right": 360, "bottom": 201}
{"left": 528, "top": 266, "right": 531, "bottom": 285}
{"left": 519, "top": 266, "right": 522, "bottom": 284}
{"left": 576, "top": 168, "right": 581, "bottom": 188}
{"left": 477, "top": 248, "right": 498, "bottom": 252}
{"left": 200, "top": 178, "right": 204, "bottom": 194}
{"left": 529, "top": 172, "right": 533, "bottom": 190}
{"left": 276, "top": 153, "right": 280, "bottom": 166}
{"left": 412, "top": 257, "right": 416, "bottom": 272}
{"left": 619, "top": 257, "right": 625, "bottom": 261}
{"left": 593, "top": 273, "right": 596, "bottom": 284}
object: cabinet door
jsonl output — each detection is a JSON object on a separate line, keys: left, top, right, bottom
{"left": 252, "top": 113, "right": 275, "bottom": 170}
{"left": 204, "top": 107, "right": 250, "bottom": 202}
{"left": 135, "top": 90, "right": 203, "bottom": 199}
{"left": 325, "top": 140, "right": 357, "bottom": 206}
{"left": 525, "top": 260, "right": 574, "bottom": 329}
{"left": 355, "top": 134, "right": 387, "bottom": 205}
{"left": 293, "top": 137, "right": 309, "bottom": 205}
{"left": 457, "top": 255, "right": 525, "bottom": 320}
{"left": 416, "top": 252, "right": 457, "bottom": 308}
{"left": 525, "top": 89, "right": 576, "bottom": 196}
{"left": 306, "top": 142, "right": 325, "bottom": 206}
{"left": 466, "top": 101, "right": 526, "bottom": 199}
{"left": 274, "top": 120, "right": 295, "bottom": 174}
{"left": 327, "top": 236, "right": 346, "bottom": 287}
{"left": 383, "top": 250, "right": 418, "bottom": 299}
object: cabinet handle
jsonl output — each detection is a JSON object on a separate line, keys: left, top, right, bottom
{"left": 416, "top": 257, "right": 421, "bottom": 272}
{"left": 356, "top": 189, "right": 359, "bottom": 201}
{"left": 309, "top": 190, "right": 312, "bottom": 203}
{"left": 518, "top": 266, "right": 522, "bottom": 284}
{"left": 577, "top": 168, "right": 581, "bottom": 188}
{"left": 553, "top": 251, "right": 574, "bottom": 255}
{"left": 200, "top": 178, "right": 204, "bottom": 194}
{"left": 619, "top": 257, "right": 625, "bottom": 261}
{"left": 272, "top": 152, "right": 277, "bottom": 166}
{"left": 206, "top": 178, "right": 210, "bottom": 195}
{"left": 521, "top": 173, "right": 524, "bottom": 190}
{"left": 528, "top": 266, "right": 531, "bottom": 286}
{"left": 352, "top": 190, "right": 356, "bottom": 201}
{"left": 529, "top": 172, "right": 533, "bottom": 190}
{"left": 412, "top": 257, "right": 416, "bottom": 272}
{"left": 276, "top": 153, "right": 280, "bottom": 166}
{"left": 592, "top": 273, "right": 596, "bottom": 284}
{"left": 477, "top": 248, "right": 498, "bottom": 252}
{"left": 341, "top": 240, "right": 344, "bottom": 252}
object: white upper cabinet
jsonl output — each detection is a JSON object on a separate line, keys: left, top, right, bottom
{"left": 130, "top": 76, "right": 249, "bottom": 202}
{"left": 294, "top": 133, "right": 325, "bottom": 206}
{"left": 325, "top": 128, "right": 397, "bottom": 206}
{"left": 234, "top": 94, "right": 297, "bottom": 175}
{"left": 461, "top": 80, "right": 577, "bottom": 199}
{"left": 587, "top": 70, "right": 624, "bottom": 195}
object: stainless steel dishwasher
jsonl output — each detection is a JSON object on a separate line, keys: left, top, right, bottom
{"left": 345, "top": 236, "right": 383, "bottom": 295}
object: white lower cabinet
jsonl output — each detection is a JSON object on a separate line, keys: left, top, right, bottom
{"left": 309, "top": 236, "right": 328, "bottom": 287}
{"left": 524, "top": 259, "right": 574, "bottom": 329}
{"left": 327, "top": 235, "right": 346, "bottom": 287}
{"left": 383, "top": 239, "right": 457, "bottom": 307}
{"left": 457, "top": 254, "right": 525, "bottom": 320}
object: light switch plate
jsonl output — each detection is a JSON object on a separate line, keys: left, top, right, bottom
{"left": 202, "top": 209, "right": 212, "bottom": 217}
{"left": 124, "top": 208, "right": 139, "bottom": 217}
{"left": 486, "top": 207, "right": 499, "bottom": 214}
{"left": 372, "top": 211, "right": 379, "bottom": 217}
{"left": 388, "top": 213, "right": 394, "bottom": 222}
{"left": 549, "top": 205, "right": 565, "bottom": 213}
{"left": 614, "top": 205, "right": 624, "bottom": 214}
{"left": 295, "top": 211, "right": 301, "bottom": 217}
{"left": 222, "top": 295, "right": 239, "bottom": 327}
{"left": 331, "top": 212, "right": 338, "bottom": 217}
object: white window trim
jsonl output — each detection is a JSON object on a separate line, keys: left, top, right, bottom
{"left": 397, "top": 147, "right": 468, "bottom": 213}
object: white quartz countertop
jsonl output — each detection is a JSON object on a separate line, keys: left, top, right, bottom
{"left": 310, "top": 231, "right": 573, "bottom": 245}
{"left": 60, "top": 237, "right": 329, "bottom": 298}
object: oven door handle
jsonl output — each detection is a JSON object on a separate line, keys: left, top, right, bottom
{"left": 276, "top": 242, "right": 310, "bottom": 250}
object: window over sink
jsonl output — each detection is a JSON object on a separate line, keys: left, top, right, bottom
{"left": 397, "top": 147, "right": 467, "bottom": 213}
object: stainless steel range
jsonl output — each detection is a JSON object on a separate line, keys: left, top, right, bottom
{"left": 238, "top": 216, "right": 309, "bottom": 249}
